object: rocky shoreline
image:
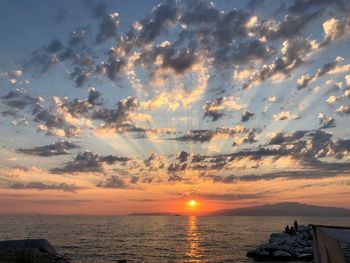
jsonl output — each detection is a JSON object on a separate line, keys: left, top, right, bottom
{"left": 247, "top": 224, "right": 314, "bottom": 261}
{"left": 0, "top": 239, "right": 70, "bottom": 263}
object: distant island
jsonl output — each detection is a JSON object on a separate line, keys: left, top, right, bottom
{"left": 128, "top": 212, "right": 177, "bottom": 216}
{"left": 127, "top": 202, "right": 350, "bottom": 217}
{"left": 210, "top": 202, "right": 350, "bottom": 217}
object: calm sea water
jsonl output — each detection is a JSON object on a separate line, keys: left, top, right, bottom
{"left": 0, "top": 216, "right": 350, "bottom": 262}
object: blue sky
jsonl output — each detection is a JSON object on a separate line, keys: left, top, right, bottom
{"left": 1, "top": 0, "right": 350, "bottom": 214}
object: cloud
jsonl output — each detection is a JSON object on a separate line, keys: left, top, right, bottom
{"left": 256, "top": 12, "right": 319, "bottom": 41}
{"left": 194, "top": 192, "right": 265, "bottom": 201}
{"left": 175, "top": 126, "right": 260, "bottom": 143}
{"left": 2, "top": 89, "right": 42, "bottom": 110}
{"left": 178, "top": 151, "right": 190, "bottom": 163}
{"left": 208, "top": 168, "right": 350, "bottom": 184}
{"left": 176, "top": 130, "right": 214, "bottom": 143}
{"left": 232, "top": 129, "right": 258, "bottom": 146}
{"left": 17, "top": 0, "right": 347, "bottom": 94}
{"left": 144, "top": 153, "right": 166, "bottom": 170}
{"left": 326, "top": 95, "right": 339, "bottom": 105}
{"left": 203, "top": 97, "right": 243, "bottom": 121}
{"left": 288, "top": 0, "right": 349, "bottom": 14}
{"left": 269, "top": 130, "right": 306, "bottom": 145}
{"left": 243, "top": 37, "right": 319, "bottom": 89}
{"left": 297, "top": 57, "right": 350, "bottom": 89}
{"left": 2, "top": 0, "right": 350, "bottom": 193}
{"left": 92, "top": 96, "right": 144, "bottom": 132}
{"left": 336, "top": 104, "right": 350, "bottom": 115}
{"left": 51, "top": 151, "right": 129, "bottom": 174}
{"left": 46, "top": 39, "right": 64, "bottom": 52}
{"left": 34, "top": 108, "right": 81, "bottom": 138}
{"left": 346, "top": 75, "right": 350, "bottom": 86}
{"left": 96, "top": 12, "right": 120, "bottom": 42}
{"left": 96, "top": 175, "right": 127, "bottom": 188}
{"left": 322, "top": 17, "right": 350, "bottom": 45}
{"left": 241, "top": 111, "right": 254, "bottom": 122}
{"left": 273, "top": 111, "right": 299, "bottom": 121}
{"left": 8, "top": 181, "right": 81, "bottom": 192}
{"left": 17, "top": 141, "right": 79, "bottom": 156}
{"left": 318, "top": 113, "right": 336, "bottom": 129}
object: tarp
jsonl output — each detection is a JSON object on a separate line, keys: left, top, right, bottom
{"left": 313, "top": 226, "right": 350, "bottom": 263}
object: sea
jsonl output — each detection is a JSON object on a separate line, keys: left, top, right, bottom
{"left": 0, "top": 215, "right": 350, "bottom": 262}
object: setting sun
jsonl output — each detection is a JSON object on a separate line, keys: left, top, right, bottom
{"left": 188, "top": 200, "right": 197, "bottom": 207}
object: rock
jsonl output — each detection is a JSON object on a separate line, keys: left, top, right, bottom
{"left": 0, "top": 239, "right": 70, "bottom": 263}
{"left": 269, "top": 233, "right": 293, "bottom": 244}
{"left": 247, "top": 223, "right": 315, "bottom": 261}
{"left": 273, "top": 250, "right": 292, "bottom": 257}
{"left": 0, "top": 239, "right": 57, "bottom": 256}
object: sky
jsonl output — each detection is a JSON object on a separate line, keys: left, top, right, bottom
{"left": 1, "top": 0, "right": 350, "bottom": 215}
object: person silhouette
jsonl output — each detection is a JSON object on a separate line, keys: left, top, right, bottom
{"left": 290, "top": 226, "right": 296, "bottom": 235}
{"left": 285, "top": 225, "right": 290, "bottom": 234}
{"left": 294, "top": 220, "right": 299, "bottom": 232}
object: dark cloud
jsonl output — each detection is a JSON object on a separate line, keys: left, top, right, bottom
{"left": 269, "top": 130, "right": 306, "bottom": 145}
{"left": 203, "top": 97, "right": 225, "bottom": 121}
{"left": 241, "top": 111, "right": 254, "bottom": 122}
{"left": 144, "top": 153, "right": 165, "bottom": 170}
{"left": 243, "top": 37, "right": 318, "bottom": 89}
{"left": 297, "top": 57, "right": 346, "bottom": 89}
{"left": 96, "top": 12, "right": 119, "bottom": 42}
{"left": 21, "top": 0, "right": 342, "bottom": 88}
{"left": 70, "top": 67, "right": 90, "bottom": 87}
{"left": 87, "top": 88, "right": 103, "bottom": 105}
{"left": 288, "top": 0, "right": 349, "bottom": 14}
{"left": 46, "top": 39, "right": 64, "bottom": 53}
{"left": 92, "top": 96, "right": 144, "bottom": 132}
{"left": 24, "top": 49, "right": 60, "bottom": 74}
{"left": 34, "top": 107, "right": 80, "bottom": 137}
{"left": 17, "top": 141, "right": 79, "bottom": 156}
{"left": 138, "top": 1, "right": 179, "bottom": 44}
{"left": 23, "top": 27, "right": 96, "bottom": 87}
{"left": 176, "top": 130, "right": 214, "bottom": 142}
{"left": 203, "top": 96, "right": 243, "bottom": 122}
{"left": 202, "top": 160, "right": 350, "bottom": 184}
{"left": 51, "top": 151, "right": 129, "bottom": 174}
{"left": 68, "top": 28, "right": 89, "bottom": 47}
{"left": 178, "top": 151, "right": 190, "bottom": 163}
{"left": 195, "top": 192, "right": 265, "bottom": 201}
{"left": 168, "top": 163, "right": 188, "bottom": 172}
{"left": 30, "top": 89, "right": 104, "bottom": 137}
{"left": 97, "top": 175, "right": 127, "bottom": 188}
{"left": 233, "top": 129, "right": 258, "bottom": 146}
{"left": 175, "top": 127, "right": 260, "bottom": 144}
{"left": 168, "top": 174, "right": 183, "bottom": 182}
{"left": 9, "top": 181, "right": 81, "bottom": 192}
{"left": 2, "top": 89, "right": 42, "bottom": 110}
{"left": 318, "top": 113, "right": 336, "bottom": 129}
{"left": 130, "top": 176, "right": 139, "bottom": 184}
{"left": 257, "top": 13, "right": 319, "bottom": 41}
{"left": 267, "top": 129, "right": 350, "bottom": 160}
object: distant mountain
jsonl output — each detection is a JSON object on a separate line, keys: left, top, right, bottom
{"left": 210, "top": 202, "right": 350, "bottom": 216}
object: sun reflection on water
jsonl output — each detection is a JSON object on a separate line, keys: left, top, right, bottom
{"left": 186, "top": 216, "right": 201, "bottom": 262}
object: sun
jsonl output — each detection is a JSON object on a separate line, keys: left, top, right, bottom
{"left": 188, "top": 199, "right": 197, "bottom": 207}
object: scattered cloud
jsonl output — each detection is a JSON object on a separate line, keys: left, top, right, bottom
{"left": 9, "top": 181, "right": 82, "bottom": 192}
{"left": 17, "top": 141, "right": 79, "bottom": 156}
